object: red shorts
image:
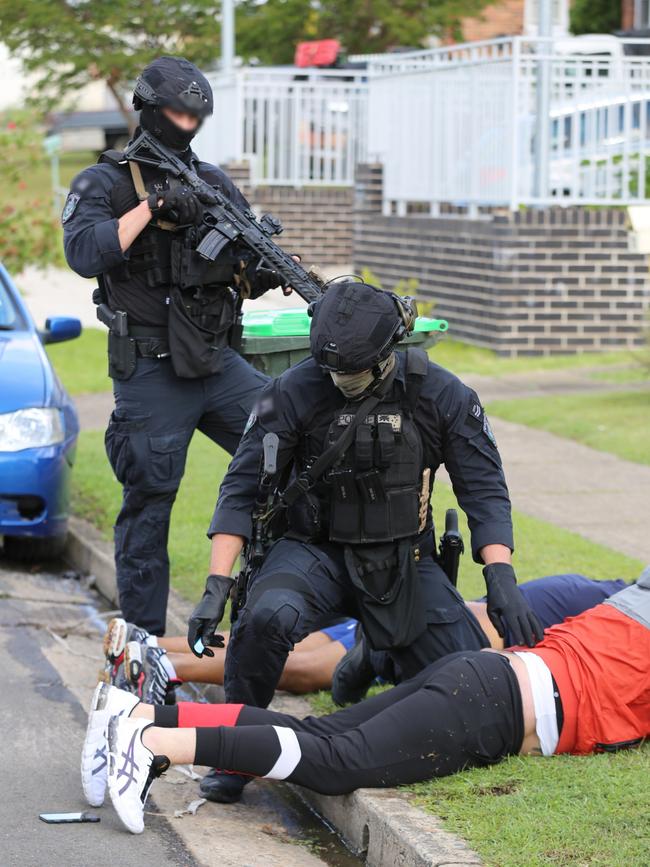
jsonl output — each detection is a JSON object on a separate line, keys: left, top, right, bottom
{"left": 524, "top": 605, "right": 650, "bottom": 754}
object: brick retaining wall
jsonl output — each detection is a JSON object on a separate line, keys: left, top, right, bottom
{"left": 353, "top": 164, "right": 650, "bottom": 355}
{"left": 224, "top": 162, "right": 353, "bottom": 267}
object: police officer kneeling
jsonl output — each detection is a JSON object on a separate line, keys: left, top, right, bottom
{"left": 189, "top": 279, "right": 543, "bottom": 803}
{"left": 63, "top": 57, "right": 287, "bottom": 636}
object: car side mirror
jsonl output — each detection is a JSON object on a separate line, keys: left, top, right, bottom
{"left": 41, "top": 316, "right": 82, "bottom": 345}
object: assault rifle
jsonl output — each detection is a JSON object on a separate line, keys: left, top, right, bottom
{"left": 231, "top": 432, "right": 280, "bottom": 622}
{"left": 123, "top": 130, "right": 324, "bottom": 303}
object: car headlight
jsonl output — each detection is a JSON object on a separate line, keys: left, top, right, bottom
{"left": 0, "top": 408, "right": 65, "bottom": 452}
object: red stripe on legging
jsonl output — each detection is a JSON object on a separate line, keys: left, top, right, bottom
{"left": 177, "top": 702, "right": 244, "bottom": 728}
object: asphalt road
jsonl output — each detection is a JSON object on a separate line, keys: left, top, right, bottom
{"left": 0, "top": 561, "right": 345, "bottom": 867}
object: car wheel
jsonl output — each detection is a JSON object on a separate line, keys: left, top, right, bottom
{"left": 3, "top": 534, "right": 68, "bottom": 563}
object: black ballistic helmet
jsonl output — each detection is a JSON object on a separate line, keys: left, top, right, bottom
{"left": 133, "top": 56, "right": 213, "bottom": 118}
{"left": 309, "top": 280, "right": 417, "bottom": 372}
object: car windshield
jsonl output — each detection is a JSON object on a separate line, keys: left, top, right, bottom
{"left": 0, "top": 272, "right": 24, "bottom": 330}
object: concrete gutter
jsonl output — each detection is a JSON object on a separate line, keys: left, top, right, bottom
{"left": 64, "top": 516, "right": 483, "bottom": 867}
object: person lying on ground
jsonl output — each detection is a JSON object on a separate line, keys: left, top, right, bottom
{"left": 82, "top": 567, "right": 650, "bottom": 834}
{"left": 100, "top": 573, "right": 627, "bottom": 703}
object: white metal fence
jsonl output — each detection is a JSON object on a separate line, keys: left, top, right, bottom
{"left": 195, "top": 38, "right": 650, "bottom": 209}
{"left": 367, "top": 37, "right": 650, "bottom": 212}
{"left": 194, "top": 67, "right": 368, "bottom": 187}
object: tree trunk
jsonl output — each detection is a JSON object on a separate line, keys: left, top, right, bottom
{"left": 107, "top": 78, "right": 137, "bottom": 135}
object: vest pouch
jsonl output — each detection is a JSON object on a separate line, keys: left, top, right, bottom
{"left": 357, "top": 469, "right": 391, "bottom": 542}
{"left": 344, "top": 540, "right": 427, "bottom": 650}
{"left": 171, "top": 235, "right": 236, "bottom": 290}
{"left": 286, "top": 491, "right": 322, "bottom": 542}
{"left": 328, "top": 467, "right": 362, "bottom": 542}
{"left": 167, "top": 286, "right": 234, "bottom": 379}
{"left": 388, "top": 489, "right": 420, "bottom": 539}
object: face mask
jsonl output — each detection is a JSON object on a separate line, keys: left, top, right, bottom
{"left": 140, "top": 105, "right": 200, "bottom": 152}
{"left": 330, "top": 353, "right": 396, "bottom": 399}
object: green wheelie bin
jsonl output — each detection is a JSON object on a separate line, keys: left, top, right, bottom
{"left": 240, "top": 308, "right": 449, "bottom": 377}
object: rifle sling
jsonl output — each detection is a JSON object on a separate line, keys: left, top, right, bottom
{"left": 128, "top": 161, "right": 177, "bottom": 231}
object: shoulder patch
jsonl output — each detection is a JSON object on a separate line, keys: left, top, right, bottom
{"left": 61, "top": 192, "right": 80, "bottom": 224}
{"left": 483, "top": 414, "right": 497, "bottom": 447}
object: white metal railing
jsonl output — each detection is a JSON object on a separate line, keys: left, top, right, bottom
{"left": 194, "top": 67, "right": 368, "bottom": 187}
{"left": 367, "top": 37, "right": 650, "bottom": 211}
{"left": 195, "top": 37, "right": 650, "bottom": 208}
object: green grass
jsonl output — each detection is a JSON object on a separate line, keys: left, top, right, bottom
{"left": 409, "top": 748, "right": 650, "bottom": 867}
{"left": 72, "top": 430, "right": 643, "bottom": 604}
{"left": 47, "top": 330, "right": 642, "bottom": 400}
{"left": 73, "top": 430, "right": 232, "bottom": 601}
{"left": 589, "top": 365, "right": 650, "bottom": 384}
{"left": 72, "top": 428, "right": 647, "bottom": 865}
{"left": 47, "top": 328, "right": 108, "bottom": 395}
{"left": 487, "top": 391, "right": 650, "bottom": 466}
{"left": 429, "top": 337, "right": 634, "bottom": 378}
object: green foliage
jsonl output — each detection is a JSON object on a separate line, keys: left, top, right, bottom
{"left": 0, "top": 0, "right": 221, "bottom": 123}
{"left": 237, "top": 0, "right": 493, "bottom": 65}
{"left": 570, "top": 0, "right": 622, "bottom": 36}
{"left": 0, "top": 110, "right": 66, "bottom": 273}
{"left": 0, "top": 0, "right": 495, "bottom": 111}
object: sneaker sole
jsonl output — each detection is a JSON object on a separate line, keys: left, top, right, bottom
{"left": 81, "top": 682, "right": 108, "bottom": 808}
{"left": 103, "top": 617, "right": 127, "bottom": 664}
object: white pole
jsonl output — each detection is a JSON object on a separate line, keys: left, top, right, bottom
{"left": 533, "top": 0, "right": 552, "bottom": 200}
{"left": 221, "top": 0, "right": 234, "bottom": 73}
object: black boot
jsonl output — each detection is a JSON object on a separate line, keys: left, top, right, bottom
{"left": 199, "top": 770, "right": 250, "bottom": 804}
{"left": 331, "top": 628, "right": 376, "bottom": 706}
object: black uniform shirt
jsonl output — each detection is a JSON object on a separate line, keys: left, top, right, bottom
{"left": 208, "top": 351, "right": 514, "bottom": 562}
{"left": 62, "top": 150, "right": 253, "bottom": 327}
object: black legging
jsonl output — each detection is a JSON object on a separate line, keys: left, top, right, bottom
{"left": 157, "top": 651, "right": 524, "bottom": 795}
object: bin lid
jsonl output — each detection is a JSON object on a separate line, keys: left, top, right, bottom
{"left": 242, "top": 307, "right": 448, "bottom": 338}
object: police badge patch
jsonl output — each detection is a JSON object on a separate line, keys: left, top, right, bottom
{"left": 61, "top": 192, "right": 80, "bottom": 224}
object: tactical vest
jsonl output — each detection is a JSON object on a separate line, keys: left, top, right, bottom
{"left": 316, "top": 349, "right": 428, "bottom": 545}
{"left": 98, "top": 150, "right": 239, "bottom": 293}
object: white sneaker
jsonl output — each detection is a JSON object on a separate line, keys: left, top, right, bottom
{"left": 81, "top": 682, "right": 140, "bottom": 807}
{"left": 106, "top": 716, "right": 170, "bottom": 834}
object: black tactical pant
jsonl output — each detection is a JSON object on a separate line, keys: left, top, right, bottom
{"left": 195, "top": 651, "right": 523, "bottom": 793}
{"left": 224, "top": 536, "right": 490, "bottom": 707}
{"left": 106, "top": 349, "right": 267, "bottom": 635}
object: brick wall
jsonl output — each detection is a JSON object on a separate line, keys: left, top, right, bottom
{"left": 223, "top": 162, "right": 353, "bottom": 267}
{"left": 622, "top": 0, "right": 635, "bottom": 30}
{"left": 353, "top": 164, "right": 650, "bottom": 355}
{"left": 460, "top": 0, "right": 524, "bottom": 42}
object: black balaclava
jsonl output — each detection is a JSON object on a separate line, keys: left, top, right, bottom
{"left": 140, "top": 104, "right": 200, "bottom": 152}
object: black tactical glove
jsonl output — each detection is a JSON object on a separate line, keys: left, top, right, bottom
{"left": 483, "top": 562, "right": 544, "bottom": 648}
{"left": 148, "top": 185, "right": 204, "bottom": 226}
{"left": 187, "top": 574, "right": 234, "bottom": 658}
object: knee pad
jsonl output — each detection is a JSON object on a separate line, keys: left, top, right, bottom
{"left": 247, "top": 590, "right": 305, "bottom": 644}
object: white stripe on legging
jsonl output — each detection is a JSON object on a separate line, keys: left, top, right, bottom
{"left": 263, "top": 726, "right": 302, "bottom": 780}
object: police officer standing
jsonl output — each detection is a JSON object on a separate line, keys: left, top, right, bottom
{"left": 63, "top": 57, "right": 287, "bottom": 636}
{"left": 187, "top": 279, "right": 543, "bottom": 802}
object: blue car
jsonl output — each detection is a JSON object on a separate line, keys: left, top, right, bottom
{"left": 0, "top": 262, "right": 81, "bottom": 561}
